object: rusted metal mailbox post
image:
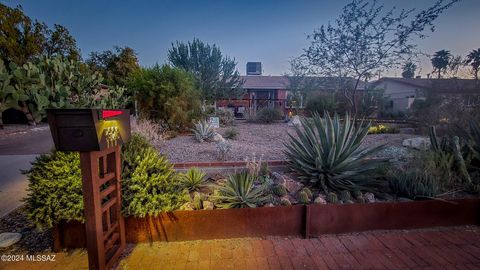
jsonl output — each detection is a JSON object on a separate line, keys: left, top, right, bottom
{"left": 47, "top": 109, "right": 130, "bottom": 270}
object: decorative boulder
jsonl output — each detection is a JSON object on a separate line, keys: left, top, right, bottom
{"left": 272, "top": 172, "right": 303, "bottom": 194}
{"left": 364, "top": 192, "right": 375, "bottom": 203}
{"left": 314, "top": 195, "right": 327, "bottom": 204}
{"left": 284, "top": 177, "right": 304, "bottom": 194}
{"left": 212, "top": 132, "right": 225, "bottom": 143}
{"left": 402, "top": 137, "right": 430, "bottom": 150}
{"left": 180, "top": 202, "right": 195, "bottom": 211}
{"left": 202, "top": 201, "right": 214, "bottom": 210}
{"left": 0, "top": 232, "right": 22, "bottom": 248}
{"left": 288, "top": 115, "right": 301, "bottom": 126}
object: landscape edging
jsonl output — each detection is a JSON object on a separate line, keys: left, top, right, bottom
{"left": 52, "top": 198, "right": 480, "bottom": 251}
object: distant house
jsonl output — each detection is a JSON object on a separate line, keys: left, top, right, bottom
{"left": 217, "top": 62, "right": 367, "bottom": 118}
{"left": 370, "top": 78, "right": 480, "bottom": 113}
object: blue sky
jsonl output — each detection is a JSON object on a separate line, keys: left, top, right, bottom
{"left": 2, "top": 0, "right": 479, "bottom": 77}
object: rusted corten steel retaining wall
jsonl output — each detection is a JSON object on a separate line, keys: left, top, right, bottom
{"left": 307, "top": 199, "right": 480, "bottom": 237}
{"left": 53, "top": 199, "right": 480, "bottom": 251}
{"left": 172, "top": 160, "right": 288, "bottom": 169}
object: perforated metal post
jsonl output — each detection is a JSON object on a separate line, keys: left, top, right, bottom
{"left": 80, "top": 146, "right": 125, "bottom": 270}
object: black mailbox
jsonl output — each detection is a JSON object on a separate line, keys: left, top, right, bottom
{"left": 47, "top": 109, "right": 131, "bottom": 152}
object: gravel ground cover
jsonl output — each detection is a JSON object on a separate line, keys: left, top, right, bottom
{"left": 159, "top": 121, "right": 418, "bottom": 162}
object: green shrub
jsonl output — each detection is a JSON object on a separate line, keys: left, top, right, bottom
{"left": 367, "top": 124, "right": 398, "bottom": 134}
{"left": 122, "top": 133, "right": 152, "bottom": 179}
{"left": 389, "top": 169, "right": 438, "bottom": 199}
{"left": 256, "top": 107, "right": 282, "bottom": 123}
{"left": 215, "top": 108, "right": 235, "bottom": 126}
{"left": 284, "top": 112, "right": 387, "bottom": 193}
{"left": 192, "top": 120, "right": 216, "bottom": 142}
{"left": 122, "top": 147, "right": 187, "bottom": 217}
{"left": 23, "top": 151, "right": 84, "bottom": 228}
{"left": 129, "top": 65, "right": 202, "bottom": 131}
{"left": 305, "top": 94, "right": 337, "bottom": 116}
{"left": 24, "top": 133, "right": 186, "bottom": 228}
{"left": 178, "top": 167, "right": 207, "bottom": 191}
{"left": 224, "top": 127, "right": 238, "bottom": 140}
{"left": 216, "top": 140, "right": 232, "bottom": 161}
{"left": 212, "top": 172, "right": 270, "bottom": 208}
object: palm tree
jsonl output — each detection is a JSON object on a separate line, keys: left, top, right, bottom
{"left": 401, "top": 62, "right": 417, "bottom": 78}
{"left": 431, "top": 50, "right": 452, "bottom": 79}
{"left": 465, "top": 48, "right": 480, "bottom": 80}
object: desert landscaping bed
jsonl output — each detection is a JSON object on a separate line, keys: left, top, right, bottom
{"left": 160, "top": 121, "right": 417, "bottom": 162}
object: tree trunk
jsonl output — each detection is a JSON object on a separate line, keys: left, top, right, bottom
{"left": 19, "top": 102, "right": 36, "bottom": 126}
{"left": 352, "top": 75, "right": 363, "bottom": 116}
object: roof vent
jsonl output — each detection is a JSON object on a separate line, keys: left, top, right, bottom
{"left": 246, "top": 62, "right": 262, "bottom": 75}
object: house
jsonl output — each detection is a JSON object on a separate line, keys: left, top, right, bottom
{"left": 370, "top": 77, "right": 480, "bottom": 113}
{"left": 217, "top": 62, "right": 367, "bottom": 118}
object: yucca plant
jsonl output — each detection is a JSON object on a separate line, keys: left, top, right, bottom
{"left": 192, "top": 120, "right": 216, "bottom": 142}
{"left": 178, "top": 167, "right": 207, "bottom": 191}
{"left": 284, "top": 112, "right": 387, "bottom": 193}
{"left": 389, "top": 169, "right": 438, "bottom": 199}
{"left": 212, "top": 172, "right": 270, "bottom": 208}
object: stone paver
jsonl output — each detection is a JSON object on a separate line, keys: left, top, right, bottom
{"left": 1, "top": 226, "right": 480, "bottom": 270}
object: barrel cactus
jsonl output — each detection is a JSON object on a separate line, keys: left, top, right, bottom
{"left": 297, "top": 191, "right": 310, "bottom": 204}
{"left": 302, "top": 188, "right": 313, "bottom": 198}
{"left": 339, "top": 190, "right": 351, "bottom": 203}
{"left": 327, "top": 192, "right": 338, "bottom": 204}
{"left": 280, "top": 197, "right": 292, "bottom": 206}
{"left": 272, "top": 184, "right": 288, "bottom": 196}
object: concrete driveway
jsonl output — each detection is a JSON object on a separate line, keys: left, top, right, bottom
{"left": 0, "top": 125, "right": 54, "bottom": 217}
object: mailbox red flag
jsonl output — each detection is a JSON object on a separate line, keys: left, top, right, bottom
{"left": 102, "top": 110, "right": 123, "bottom": 119}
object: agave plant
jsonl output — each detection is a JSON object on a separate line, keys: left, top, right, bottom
{"left": 284, "top": 112, "right": 387, "bottom": 193}
{"left": 212, "top": 172, "right": 270, "bottom": 208}
{"left": 192, "top": 120, "right": 216, "bottom": 142}
{"left": 178, "top": 167, "right": 207, "bottom": 191}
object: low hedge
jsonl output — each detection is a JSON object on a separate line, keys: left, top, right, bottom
{"left": 23, "top": 133, "right": 187, "bottom": 228}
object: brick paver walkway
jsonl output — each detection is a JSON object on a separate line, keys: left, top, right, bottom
{"left": 2, "top": 226, "right": 480, "bottom": 270}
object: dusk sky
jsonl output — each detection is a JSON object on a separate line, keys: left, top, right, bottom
{"left": 2, "top": 0, "right": 479, "bottom": 77}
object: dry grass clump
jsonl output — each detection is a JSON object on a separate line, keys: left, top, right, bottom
{"left": 131, "top": 117, "right": 166, "bottom": 147}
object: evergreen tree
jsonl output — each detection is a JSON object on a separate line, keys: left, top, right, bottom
{"left": 168, "top": 38, "right": 244, "bottom": 103}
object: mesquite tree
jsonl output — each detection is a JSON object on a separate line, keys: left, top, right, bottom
{"left": 300, "top": 0, "right": 458, "bottom": 115}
